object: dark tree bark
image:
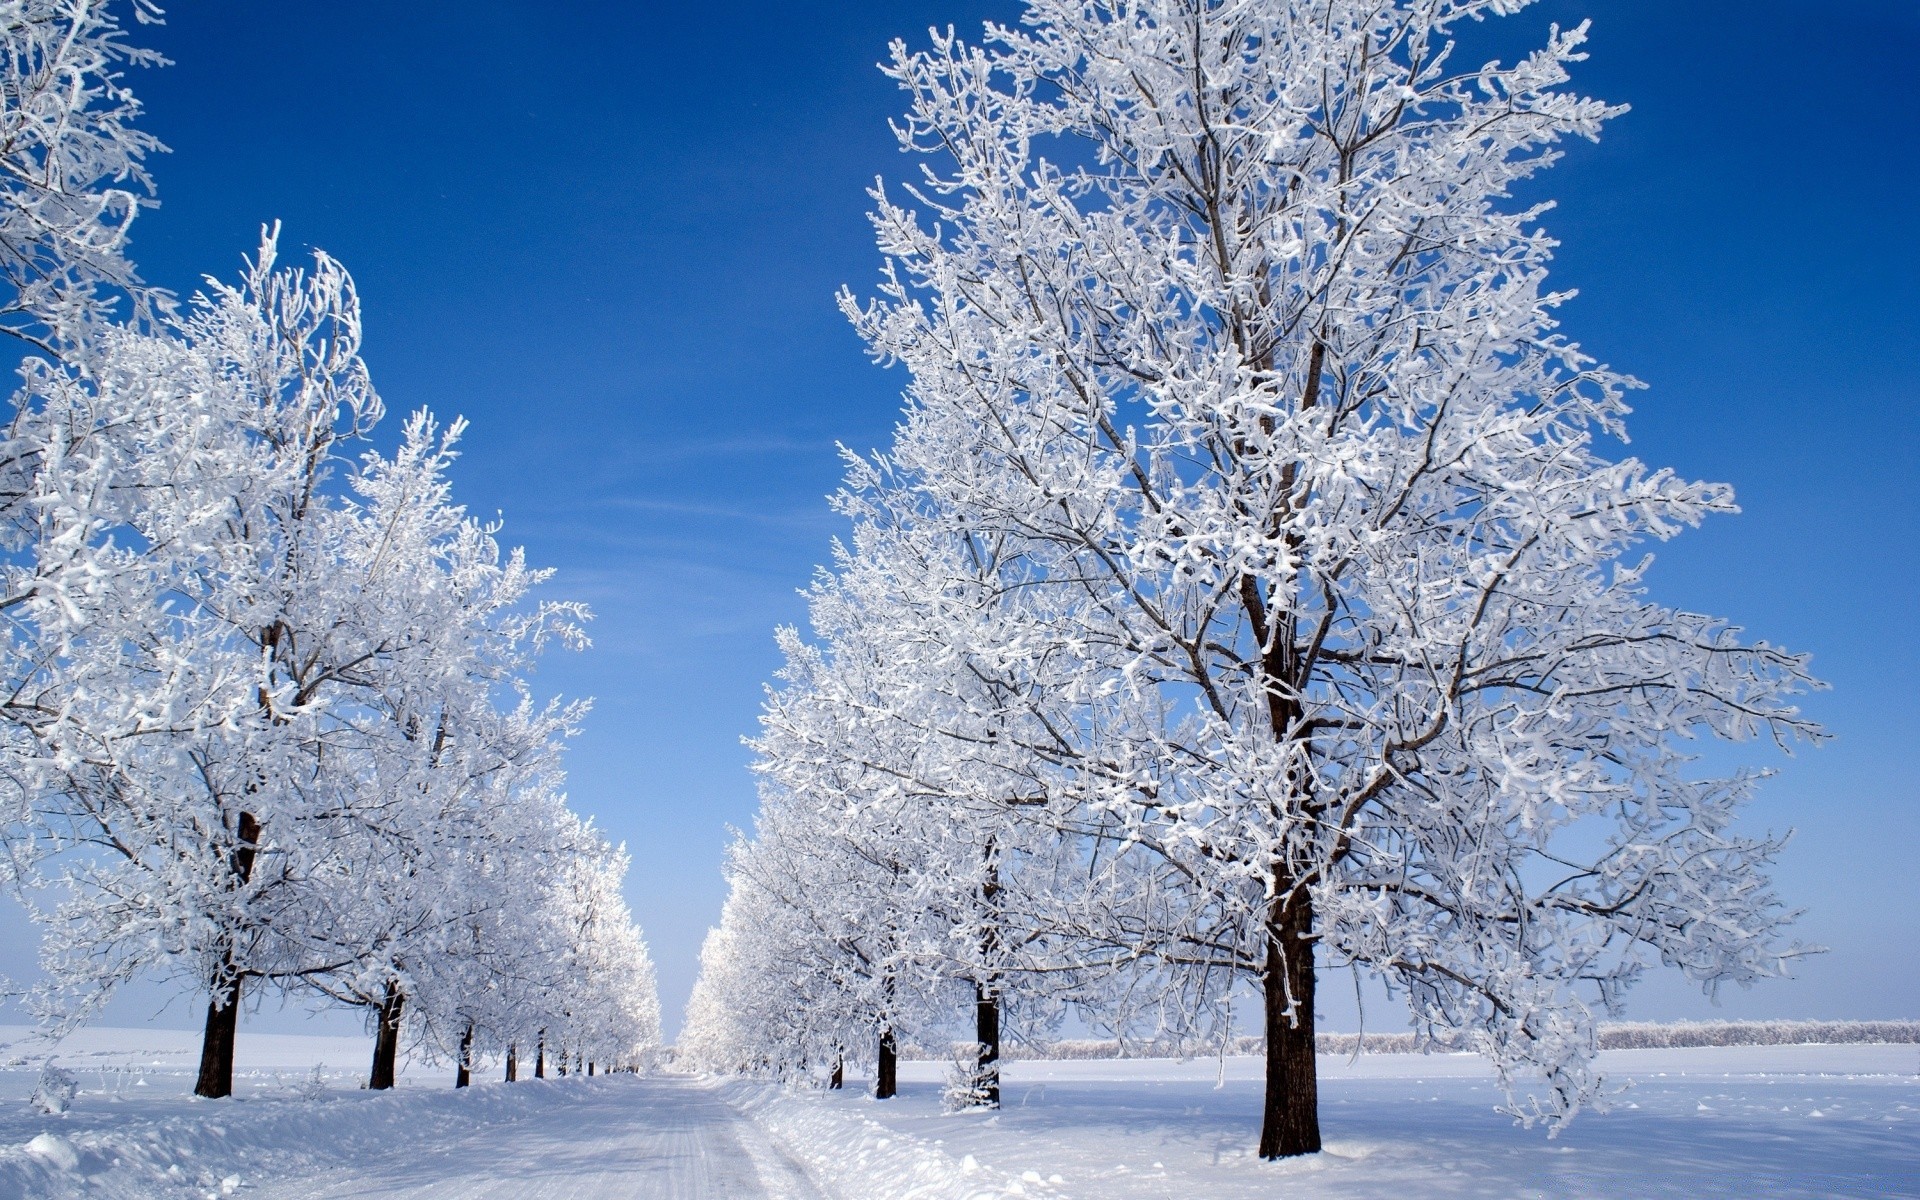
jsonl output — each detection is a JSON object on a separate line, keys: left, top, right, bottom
{"left": 1257, "top": 886, "right": 1321, "bottom": 1159}
{"left": 368, "top": 979, "right": 405, "bottom": 1090}
{"left": 974, "top": 837, "right": 1003, "bottom": 1110}
{"left": 455, "top": 1023, "right": 473, "bottom": 1089}
{"left": 587, "top": 1061, "right": 594, "bottom": 1077}
{"left": 875, "top": 1025, "right": 897, "bottom": 1100}
{"left": 1238, "top": 519, "right": 1326, "bottom": 1159}
{"left": 974, "top": 983, "right": 1001, "bottom": 1109}
{"left": 193, "top": 974, "right": 243, "bottom": 1100}
{"left": 194, "top": 811, "right": 260, "bottom": 1100}
{"left": 829, "top": 1053, "right": 844, "bottom": 1090}
{"left": 535, "top": 1032, "right": 545, "bottom": 1079}
{"left": 505, "top": 1044, "right": 518, "bottom": 1082}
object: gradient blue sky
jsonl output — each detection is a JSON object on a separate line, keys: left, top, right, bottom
{"left": 5, "top": 1, "right": 1913, "bottom": 1038}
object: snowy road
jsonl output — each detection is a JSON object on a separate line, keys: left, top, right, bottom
{"left": 251, "top": 1075, "right": 824, "bottom": 1200}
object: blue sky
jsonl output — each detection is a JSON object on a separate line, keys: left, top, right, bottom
{"left": 14, "top": 0, "right": 1913, "bottom": 1037}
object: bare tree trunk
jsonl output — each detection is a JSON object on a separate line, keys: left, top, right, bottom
{"left": 194, "top": 970, "right": 243, "bottom": 1100}
{"left": 829, "top": 1052, "right": 844, "bottom": 1090}
{"left": 368, "top": 979, "right": 405, "bottom": 1090}
{"left": 505, "top": 1044, "right": 518, "bottom": 1082}
{"left": 1258, "top": 886, "right": 1321, "bottom": 1159}
{"left": 974, "top": 982, "right": 1001, "bottom": 1109}
{"left": 875, "top": 1024, "right": 897, "bottom": 1100}
{"left": 535, "top": 1032, "right": 546, "bottom": 1079}
{"left": 587, "top": 1061, "right": 594, "bottom": 1077}
{"left": 455, "top": 1022, "right": 473, "bottom": 1089}
{"left": 194, "top": 811, "right": 260, "bottom": 1100}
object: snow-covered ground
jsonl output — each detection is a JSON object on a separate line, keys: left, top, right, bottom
{"left": 728, "top": 1045, "right": 1920, "bottom": 1199}
{"left": 0, "top": 1023, "right": 438, "bottom": 1098}
{"left": 0, "top": 1025, "right": 818, "bottom": 1199}
{"left": 1, "top": 1028, "right": 1915, "bottom": 1198}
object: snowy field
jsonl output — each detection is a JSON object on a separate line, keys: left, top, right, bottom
{"left": 1, "top": 1028, "right": 1915, "bottom": 1198}
{"left": 743, "top": 1047, "right": 1920, "bottom": 1199}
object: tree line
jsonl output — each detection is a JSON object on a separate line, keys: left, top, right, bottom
{"left": 0, "top": 0, "right": 660, "bottom": 1096}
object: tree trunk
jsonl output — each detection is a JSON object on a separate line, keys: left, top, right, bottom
{"left": 829, "top": 1052, "right": 844, "bottom": 1090}
{"left": 194, "top": 811, "right": 260, "bottom": 1100}
{"left": 368, "top": 980, "right": 405, "bottom": 1090}
{"left": 194, "top": 972, "right": 242, "bottom": 1099}
{"left": 1237, "top": 543, "right": 1324, "bottom": 1159}
{"left": 587, "top": 1061, "right": 594, "bottom": 1077}
{"left": 535, "top": 1032, "right": 545, "bottom": 1079}
{"left": 975, "top": 837, "right": 1003, "bottom": 1110}
{"left": 455, "top": 1023, "right": 473, "bottom": 1089}
{"left": 1258, "top": 886, "right": 1321, "bottom": 1159}
{"left": 875, "top": 1025, "right": 897, "bottom": 1100}
{"left": 974, "top": 983, "right": 1001, "bottom": 1109}
{"left": 505, "top": 1044, "right": 518, "bottom": 1082}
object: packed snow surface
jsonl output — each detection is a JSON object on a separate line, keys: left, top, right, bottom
{"left": 1, "top": 1028, "right": 1915, "bottom": 1197}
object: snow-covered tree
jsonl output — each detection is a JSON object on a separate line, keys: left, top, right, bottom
{"left": 0, "top": 0, "right": 167, "bottom": 349}
{"left": 3, "top": 233, "right": 657, "bottom": 1097}
{"left": 559, "top": 838, "right": 663, "bottom": 1073}
{"left": 680, "top": 890, "right": 778, "bottom": 1074}
{"left": 693, "top": 759, "right": 949, "bottom": 1096}
{"left": 0, "top": 2, "right": 658, "bottom": 1102}
{"left": 443, "top": 817, "right": 661, "bottom": 1082}
{"left": 10, "top": 235, "right": 392, "bottom": 1096}
{"left": 528, "top": 820, "right": 662, "bottom": 1076}
{"left": 820, "top": 0, "right": 1823, "bottom": 1157}
{"left": 277, "top": 411, "right": 591, "bottom": 1090}
{"left": 0, "top": 0, "right": 171, "bottom": 875}
{"left": 712, "top": 478, "right": 1139, "bottom": 1104}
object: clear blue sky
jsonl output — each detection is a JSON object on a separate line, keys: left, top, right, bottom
{"left": 9, "top": 0, "right": 1912, "bottom": 1037}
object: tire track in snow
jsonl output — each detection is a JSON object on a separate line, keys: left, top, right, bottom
{"left": 253, "top": 1075, "right": 825, "bottom": 1200}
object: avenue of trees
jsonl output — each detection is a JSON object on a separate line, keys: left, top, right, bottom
{"left": 684, "top": 0, "right": 1821, "bottom": 1160}
{"left": 0, "top": 0, "right": 660, "bottom": 1096}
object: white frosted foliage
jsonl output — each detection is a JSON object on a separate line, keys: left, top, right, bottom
{"left": 694, "top": 0, "right": 1823, "bottom": 1149}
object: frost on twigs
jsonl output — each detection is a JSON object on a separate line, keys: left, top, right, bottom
{"left": 0, "top": 0, "right": 171, "bottom": 350}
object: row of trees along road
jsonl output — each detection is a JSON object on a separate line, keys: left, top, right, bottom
{"left": 685, "top": 0, "right": 1823, "bottom": 1161}
{"left": 0, "top": 0, "right": 661, "bottom": 1097}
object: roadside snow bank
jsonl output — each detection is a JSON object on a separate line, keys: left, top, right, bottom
{"left": 718, "top": 1079, "right": 1065, "bottom": 1200}
{"left": 0, "top": 1076, "right": 597, "bottom": 1200}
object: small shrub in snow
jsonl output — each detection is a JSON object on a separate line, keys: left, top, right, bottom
{"left": 941, "top": 1043, "right": 996, "bottom": 1113}
{"left": 297, "top": 1063, "right": 331, "bottom": 1100}
{"left": 29, "top": 1060, "right": 79, "bottom": 1114}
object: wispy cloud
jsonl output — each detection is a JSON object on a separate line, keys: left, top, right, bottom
{"left": 610, "top": 434, "right": 840, "bottom": 465}
{"left": 575, "top": 494, "right": 835, "bottom": 525}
